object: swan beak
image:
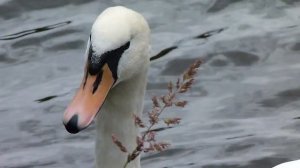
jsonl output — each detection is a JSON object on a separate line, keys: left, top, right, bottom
{"left": 63, "top": 64, "right": 114, "bottom": 134}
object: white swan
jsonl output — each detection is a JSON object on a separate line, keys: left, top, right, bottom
{"left": 63, "top": 6, "right": 150, "bottom": 168}
{"left": 273, "top": 160, "right": 300, "bottom": 168}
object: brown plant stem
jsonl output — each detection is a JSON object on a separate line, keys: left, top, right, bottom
{"left": 123, "top": 105, "right": 167, "bottom": 167}
{"left": 112, "top": 59, "right": 202, "bottom": 168}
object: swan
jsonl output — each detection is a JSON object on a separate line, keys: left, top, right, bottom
{"left": 273, "top": 160, "right": 300, "bottom": 168}
{"left": 63, "top": 6, "right": 150, "bottom": 168}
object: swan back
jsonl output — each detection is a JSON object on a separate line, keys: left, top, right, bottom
{"left": 273, "top": 160, "right": 300, "bottom": 168}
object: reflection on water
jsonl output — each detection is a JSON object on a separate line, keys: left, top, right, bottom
{"left": 1, "top": 0, "right": 300, "bottom": 168}
{"left": 0, "top": 21, "right": 71, "bottom": 40}
{"left": 194, "top": 27, "right": 227, "bottom": 39}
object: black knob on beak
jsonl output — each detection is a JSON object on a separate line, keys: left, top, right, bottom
{"left": 64, "top": 114, "right": 80, "bottom": 134}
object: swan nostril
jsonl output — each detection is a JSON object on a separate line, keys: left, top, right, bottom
{"left": 64, "top": 114, "right": 80, "bottom": 134}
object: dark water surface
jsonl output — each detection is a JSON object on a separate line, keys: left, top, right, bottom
{"left": 1, "top": 0, "right": 300, "bottom": 167}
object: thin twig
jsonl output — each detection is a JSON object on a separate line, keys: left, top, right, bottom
{"left": 112, "top": 59, "right": 202, "bottom": 168}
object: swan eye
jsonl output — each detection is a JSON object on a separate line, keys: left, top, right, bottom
{"left": 87, "top": 40, "right": 130, "bottom": 80}
{"left": 105, "top": 41, "right": 130, "bottom": 80}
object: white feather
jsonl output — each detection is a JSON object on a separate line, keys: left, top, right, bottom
{"left": 90, "top": 6, "right": 150, "bottom": 168}
{"left": 273, "top": 160, "right": 300, "bottom": 168}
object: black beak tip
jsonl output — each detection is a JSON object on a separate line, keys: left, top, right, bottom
{"left": 64, "top": 114, "right": 80, "bottom": 134}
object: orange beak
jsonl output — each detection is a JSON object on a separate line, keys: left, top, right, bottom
{"left": 63, "top": 64, "right": 115, "bottom": 134}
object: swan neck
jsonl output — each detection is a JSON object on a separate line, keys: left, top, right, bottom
{"left": 95, "top": 67, "right": 148, "bottom": 168}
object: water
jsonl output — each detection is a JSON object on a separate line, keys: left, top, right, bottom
{"left": 1, "top": 0, "right": 300, "bottom": 167}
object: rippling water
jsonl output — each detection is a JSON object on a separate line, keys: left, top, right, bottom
{"left": 1, "top": 0, "right": 300, "bottom": 167}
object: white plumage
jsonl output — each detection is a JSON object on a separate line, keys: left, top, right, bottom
{"left": 64, "top": 6, "right": 150, "bottom": 168}
{"left": 93, "top": 6, "right": 150, "bottom": 168}
{"left": 273, "top": 160, "right": 300, "bottom": 168}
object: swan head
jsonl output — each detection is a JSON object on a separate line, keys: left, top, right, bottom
{"left": 63, "top": 6, "right": 150, "bottom": 134}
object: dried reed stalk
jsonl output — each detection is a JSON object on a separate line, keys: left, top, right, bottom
{"left": 112, "top": 59, "right": 202, "bottom": 168}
